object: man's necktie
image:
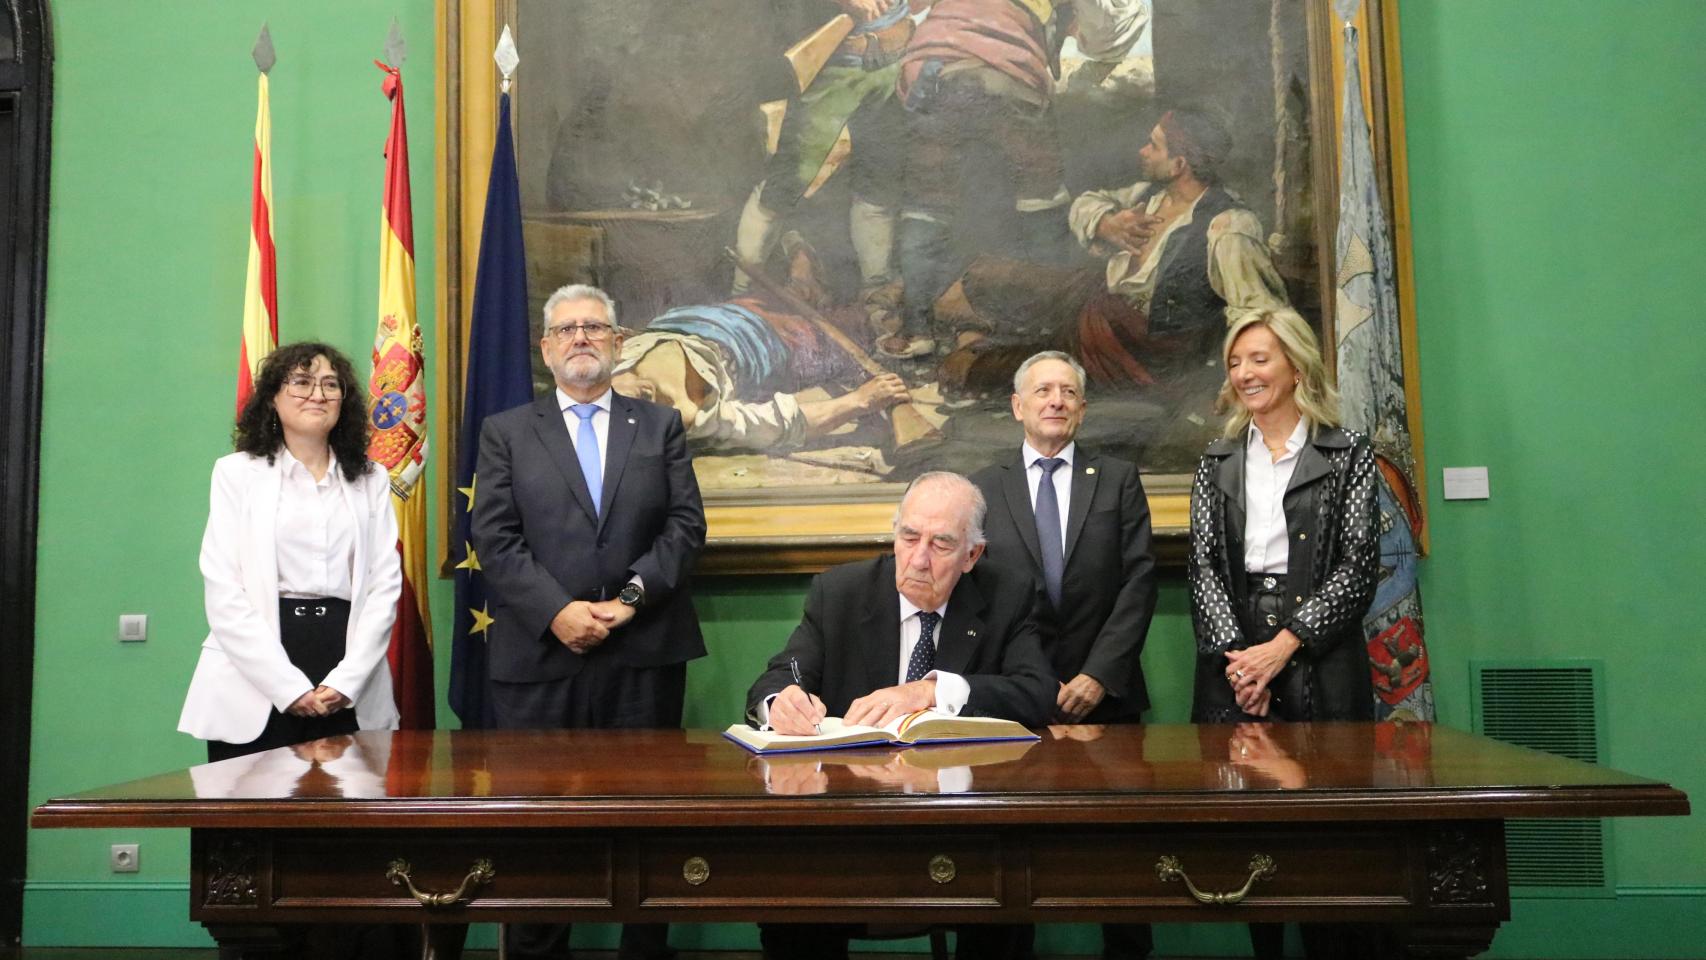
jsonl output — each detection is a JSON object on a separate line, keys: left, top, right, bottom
{"left": 905, "top": 611, "right": 940, "bottom": 683}
{"left": 1034, "top": 457, "right": 1065, "bottom": 610}
{"left": 571, "top": 404, "right": 602, "bottom": 516}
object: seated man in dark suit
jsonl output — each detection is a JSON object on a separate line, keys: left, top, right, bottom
{"left": 747, "top": 470, "right": 1055, "bottom": 960}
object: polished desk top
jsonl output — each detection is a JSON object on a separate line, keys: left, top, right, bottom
{"left": 33, "top": 724, "right": 1688, "bottom": 830}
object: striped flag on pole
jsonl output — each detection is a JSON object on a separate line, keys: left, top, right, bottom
{"left": 367, "top": 53, "right": 436, "bottom": 730}
{"left": 237, "top": 25, "right": 279, "bottom": 412}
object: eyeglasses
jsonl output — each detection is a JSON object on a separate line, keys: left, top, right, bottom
{"left": 545, "top": 322, "right": 616, "bottom": 342}
{"left": 283, "top": 376, "right": 344, "bottom": 400}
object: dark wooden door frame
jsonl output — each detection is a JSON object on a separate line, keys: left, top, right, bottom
{"left": 1, "top": 0, "right": 53, "bottom": 950}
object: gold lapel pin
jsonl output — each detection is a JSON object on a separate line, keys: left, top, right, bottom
{"left": 1085, "top": 467, "right": 1096, "bottom": 475}
{"left": 967, "top": 629, "right": 978, "bottom": 637}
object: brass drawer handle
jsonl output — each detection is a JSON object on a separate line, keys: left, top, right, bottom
{"left": 1155, "top": 854, "right": 1275, "bottom": 905}
{"left": 928, "top": 854, "right": 956, "bottom": 884}
{"left": 683, "top": 856, "right": 711, "bottom": 886}
{"left": 386, "top": 858, "right": 495, "bottom": 907}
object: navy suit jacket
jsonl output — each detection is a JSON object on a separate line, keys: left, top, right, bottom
{"left": 472, "top": 391, "right": 706, "bottom": 682}
{"left": 746, "top": 556, "right": 1056, "bottom": 728}
{"left": 971, "top": 446, "right": 1157, "bottom": 718}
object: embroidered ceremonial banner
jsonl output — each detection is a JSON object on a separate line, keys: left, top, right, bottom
{"left": 1333, "top": 0, "right": 1433, "bottom": 721}
{"left": 368, "top": 60, "right": 435, "bottom": 729}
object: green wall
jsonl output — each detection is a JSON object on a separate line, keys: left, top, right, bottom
{"left": 24, "top": 0, "right": 1703, "bottom": 955}
{"left": 24, "top": 0, "right": 446, "bottom": 946}
{"left": 1392, "top": 1, "right": 1706, "bottom": 954}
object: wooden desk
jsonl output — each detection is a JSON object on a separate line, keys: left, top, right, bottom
{"left": 32, "top": 724, "right": 1688, "bottom": 959}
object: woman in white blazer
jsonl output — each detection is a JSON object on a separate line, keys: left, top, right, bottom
{"left": 179, "top": 341, "right": 402, "bottom": 762}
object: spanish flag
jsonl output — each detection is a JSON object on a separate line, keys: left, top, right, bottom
{"left": 236, "top": 58, "right": 278, "bottom": 412}
{"left": 367, "top": 60, "right": 435, "bottom": 730}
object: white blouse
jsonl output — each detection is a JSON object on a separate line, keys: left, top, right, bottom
{"left": 274, "top": 449, "right": 356, "bottom": 600}
{"left": 1242, "top": 418, "right": 1308, "bottom": 575}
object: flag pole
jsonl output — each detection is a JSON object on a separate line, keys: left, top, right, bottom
{"left": 368, "top": 20, "right": 438, "bottom": 730}
{"left": 237, "top": 24, "right": 279, "bottom": 413}
{"left": 449, "top": 24, "right": 532, "bottom": 731}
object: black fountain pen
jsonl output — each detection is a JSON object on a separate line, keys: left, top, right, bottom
{"left": 789, "top": 657, "right": 822, "bottom": 734}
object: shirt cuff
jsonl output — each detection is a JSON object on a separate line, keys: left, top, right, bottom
{"left": 928, "top": 670, "right": 969, "bottom": 715}
{"left": 756, "top": 692, "right": 777, "bottom": 730}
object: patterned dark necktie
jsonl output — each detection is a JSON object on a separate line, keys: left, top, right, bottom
{"left": 905, "top": 611, "right": 940, "bottom": 683}
{"left": 1034, "top": 457, "right": 1065, "bottom": 609}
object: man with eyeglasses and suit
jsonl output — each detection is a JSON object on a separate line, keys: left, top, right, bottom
{"left": 472, "top": 283, "right": 706, "bottom": 960}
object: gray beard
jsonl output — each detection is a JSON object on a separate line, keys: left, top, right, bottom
{"left": 555, "top": 356, "right": 610, "bottom": 389}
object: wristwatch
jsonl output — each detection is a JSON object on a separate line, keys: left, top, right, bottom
{"left": 617, "top": 582, "right": 645, "bottom": 608}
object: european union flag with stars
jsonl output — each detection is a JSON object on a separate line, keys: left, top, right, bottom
{"left": 450, "top": 90, "right": 534, "bottom": 729}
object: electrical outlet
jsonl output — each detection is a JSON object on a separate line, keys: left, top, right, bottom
{"left": 118, "top": 614, "right": 148, "bottom": 642}
{"left": 110, "top": 843, "right": 140, "bottom": 873}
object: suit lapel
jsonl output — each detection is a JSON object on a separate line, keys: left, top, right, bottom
{"left": 1210, "top": 437, "right": 1247, "bottom": 547}
{"left": 999, "top": 455, "right": 1044, "bottom": 570}
{"left": 1063, "top": 447, "right": 1100, "bottom": 564}
{"left": 934, "top": 568, "right": 988, "bottom": 677}
{"left": 863, "top": 557, "right": 903, "bottom": 691}
{"left": 247, "top": 458, "right": 283, "bottom": 614}
{"left": 599, "top": 393, "right": 639, "bottom": 530}
{"left": 1285, "top": 435, "right": 1333, "bottom": 495}
{"left": 530, "top": 394, "right": 598, "bottom": 523}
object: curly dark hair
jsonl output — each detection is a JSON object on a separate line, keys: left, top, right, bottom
{"left": 233, "top": 341, "right": 373, "bottom": 478}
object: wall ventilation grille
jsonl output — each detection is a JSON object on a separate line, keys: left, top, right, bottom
{"left": 1471, "top": 662, "right": 1611, "bottom": 897}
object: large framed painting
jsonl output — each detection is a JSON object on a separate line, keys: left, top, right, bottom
{"left": 436, "top": 0, "right": 1422, "bottom": 573}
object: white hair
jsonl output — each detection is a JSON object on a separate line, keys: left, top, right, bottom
{"left": 1012, "top": 350, "right": 1088, "bottom": 396}
{"left": 541, "top": 283, "right": 618, "bottom": 330}
{"left": 893, "top": 471, "right": 987, "bottom": 548}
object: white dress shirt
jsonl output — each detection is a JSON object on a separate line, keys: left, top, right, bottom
{"left": 1023, "top": 440, "right": 1076, "bottom": 555}
{"left": 556, "top": 386, "right": 645, "bottom": 595}
{"left": 557, "top": 386, "right": 612, "bottom": 464}
{"left": 1243, "top": 418, "right": 1308, "bottom": 574}
{"left": 896, "top": 596, "right": 970, "bottom": 714}
{"left": 274, "top": 449, "right": 356, "bottom": 600}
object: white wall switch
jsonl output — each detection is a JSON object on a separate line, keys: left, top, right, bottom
{"left": 118, "top": 614, "right": 148, "bottom": 642}
{"left": 1442, "top": 466, "right": 1491, "bottom": 501}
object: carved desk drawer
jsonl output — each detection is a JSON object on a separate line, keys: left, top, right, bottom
{"left": 196, "top": 830, "right": 615, "bottom": 912}
{"left": 638, "top": 831, "right": 1004, "bottom": 907}
{"left": 1031, "top": 824, "right": 1429, "bottom": 911}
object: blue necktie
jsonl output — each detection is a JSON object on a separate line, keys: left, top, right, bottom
{"left": 1034, "top": 457, "right": 1065, "bottom": 610}
{"left": 906, "top": 611, "right": 940, "bottom": 683}
{"left": 570, "top": 403, "right": 602, "bottom": 516}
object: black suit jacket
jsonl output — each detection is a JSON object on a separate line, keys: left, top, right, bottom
{"left": 471, "top": 391, "right": 706, "bottom": 683}
{"left": 746, "top": 556, "right": 1056, "bottom": 728}
{"left": 970, "top": 446, "right": 1157, "bottom": 719}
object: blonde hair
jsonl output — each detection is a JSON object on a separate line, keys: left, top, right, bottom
{"left": 1217, "top": 307, "right": 1341, "bottom": 438}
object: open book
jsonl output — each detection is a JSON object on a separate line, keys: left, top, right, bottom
{"left": 723, "top": 710, "right": 1039, "bottom": 755}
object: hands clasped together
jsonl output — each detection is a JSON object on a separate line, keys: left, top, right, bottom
{"left": 550, "top": 599, "right": 639, "bottom": 654}
{"left": 1222, "top": 629, "right": 1302, "bottom": 718}
{"left": 286, "top": 685, "right": 351, "bottom": 718}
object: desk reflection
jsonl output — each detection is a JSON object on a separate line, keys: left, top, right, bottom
{"left": 750, "top": 740, "right": 1038, "bottom": 796}
{"left": 189, "top": 734, "right": 389, "bottom": 799}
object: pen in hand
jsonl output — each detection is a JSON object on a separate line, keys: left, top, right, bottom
{"left": 789, "top": 657, "right": 822, "bottom": 734}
